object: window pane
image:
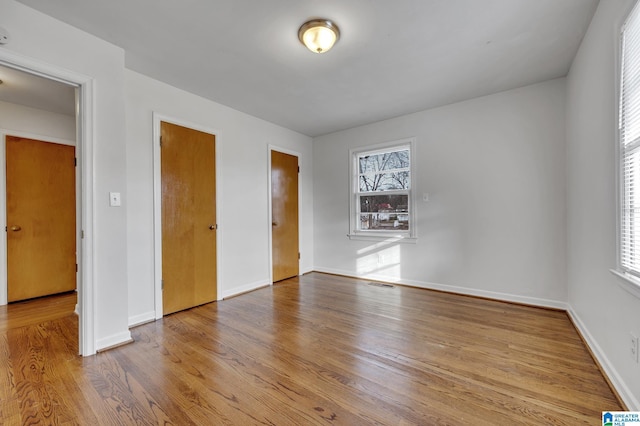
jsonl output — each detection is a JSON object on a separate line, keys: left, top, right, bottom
{"left": 622, "top": 146, "right": 640, "bottom": 271}
{"left": 359, "top": 194, "right": 409, "bottom": 230}
{"left": 621, "top": 3, "right": 640, "bottom": 276}
{"left": 359, "top": 213, "right": 409, "bottom": 231}
{"left": 360, "top": 170, "right": 410, "bottom": 192}
{"left": 622, "top": 7, "right": 640, "bottom": 146}
{"left": 359, "top": 171, "right": 410, "bottom": 192}
{"left": 385, "top": 170, "right": 409, "bottom": 190}
{"left": 358, "top": 149, "right": 409, "bottom": 173}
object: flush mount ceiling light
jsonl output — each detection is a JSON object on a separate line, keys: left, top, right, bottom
{"left": 298, "top": 19, "right": 340, "bottom": 54}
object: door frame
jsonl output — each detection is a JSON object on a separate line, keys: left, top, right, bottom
{"left": 152, "top": 113, "right": 222, "bottom": 319}
{"left": 0, "top": 50, "right": 96, "bottom": 356}
{"left": 267, "top": 145, "right": 301, "bottom": 284}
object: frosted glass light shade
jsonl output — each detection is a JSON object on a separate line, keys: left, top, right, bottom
{"left": 298, "top": 19, "right": 340, "bottom": 53}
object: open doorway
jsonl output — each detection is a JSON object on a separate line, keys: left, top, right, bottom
{"left": 0, "top": 57, "right": 93, "bottom": 355}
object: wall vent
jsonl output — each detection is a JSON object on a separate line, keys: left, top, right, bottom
{"left": 367, "top": 282, "right": 394, "bottom": 288}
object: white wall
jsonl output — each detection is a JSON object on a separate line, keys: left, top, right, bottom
{"left": 566, "top": 0, "right": 640, "bottom": 410}
{"left": 0, "top": 100, "right": 76, "bottom": 141}
{"left": 1, "top": 0, "right": 130, "bottom": 351}
{"left": 124, "top": 69, "right": 314, "bottom": 325}
{"left": 314, "top": 78, "right": 567, "bottom": 307}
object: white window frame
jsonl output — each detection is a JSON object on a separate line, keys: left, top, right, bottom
{"left": 348, "top": 138, "right": 417, "bottom": 242}
{"left": 613, "top": 0, "right": 640, "bottom": 299}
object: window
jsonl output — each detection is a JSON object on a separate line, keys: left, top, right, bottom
{"left": 619, "top": 2, "right": 640, "bottom": 279}
{"left": 349, "top": 139, "right": 416, "bottom": 241}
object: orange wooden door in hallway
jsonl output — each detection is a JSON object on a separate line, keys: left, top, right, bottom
{"left": 161, "top": 121, "right": 217, "bottom": 315}
{"left": 271, "top": 150, "right": 299, "bottom": 282}
{"left": 6, "top": 136, "right": 76, "bottom": 302}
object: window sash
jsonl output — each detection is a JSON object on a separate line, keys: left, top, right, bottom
{"left": 356, "top": 191, "right": 410, "bottom": 232}
{"left": 351, "top": 143, "right": 413, "bottom": 235}
{"left": 356, "top": 147, "right": 411, "bottom": 194}
{"left": 358, "top": 189, "right": 409, "bottom": 197}
{"left": 620, "top": 1, "right": 640, "bottom": 277}
{"left": 621, "top": 144, "right": 640, "bottom": 274}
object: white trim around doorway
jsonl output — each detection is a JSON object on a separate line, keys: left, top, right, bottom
{"left": 0, "top": 49, "right": 96, "bottom": 356}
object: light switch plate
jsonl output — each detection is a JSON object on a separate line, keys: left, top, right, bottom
{"left": 0, "top": 27, "right": 10, "bottom": 45}
{"left": 109, "top": 192, "right": 121, "bottom": 207}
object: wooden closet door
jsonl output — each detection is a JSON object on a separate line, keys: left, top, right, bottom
{"left": 161, "top": 121, "right": 217, "bottom": 315}
{"left": 271, "top": 150, "right": 299, "bottom": 282}
{"left": 6, "top": 136, "right": 76, "bottom": 302}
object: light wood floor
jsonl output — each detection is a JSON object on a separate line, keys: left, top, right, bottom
{"left": 0, "top": 291, "right": 77, "bottom": 333}
{"left": 0, "top": 273, "right": 623, "bottom": 425}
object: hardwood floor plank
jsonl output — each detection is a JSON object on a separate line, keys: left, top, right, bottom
{"left": 0, "top": 334, "right": 21, "bottom": 424}
{"left": 0, "top": 273, "right": 624, "bottom": 425}
{"left": 164, "top": 312, "right": 369, "bottom": 425}
{"left": 43, "top": 325, "right": 102, "bottom": 425}
{"left": 196, "top": 299, "right": 449, "bottom": 424}
{"left": 6, "top": 326, "right": 76, "bottom": 424}
{"left": 0, "top": 292, "right": 76, "bottom": 333}
{"left": 125, "top": 321, "right": 297, "bottom": 425}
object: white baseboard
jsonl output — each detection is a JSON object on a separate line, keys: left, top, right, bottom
{"left": 313, "top": 267, "right": 568, "bottom": 310}
{"left": 96, "top": 330, "right": 133, "bottom": 352}
{"left": 128, "top": 311, "right": 156, "bottom": 328}
{"left": 567, "top": 307, "right": 640, "bottom": 410}
{"left": 220, "top": 279, "right": 270, "bottom": 299}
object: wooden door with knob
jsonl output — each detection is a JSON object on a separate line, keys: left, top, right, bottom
{"left": 161, "top": 121, "right": 217, "bottom": 315}
{"left": 271, "top": 150, "right": 299, "bottom": 282}
{"left": 6, "top": 136, "right": 76, "bottom": 302}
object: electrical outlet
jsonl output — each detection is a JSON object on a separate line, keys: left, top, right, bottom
{"left": 631, "top": 332, "right": 639, "bottom": 363}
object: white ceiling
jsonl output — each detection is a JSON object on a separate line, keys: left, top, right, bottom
{"left": 15, "top": 0, "right": 599, "bottom": 137}
{"left": 0, "top": 65, "right": 76, "bottom": 116}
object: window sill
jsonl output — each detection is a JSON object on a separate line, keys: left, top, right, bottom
{"left": 347, "top": 233, "right": 417, "bottom": 244}
{"left": 610, "top": 269, "right": 640, "bottom": 299}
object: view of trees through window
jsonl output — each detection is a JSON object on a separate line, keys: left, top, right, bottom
{"left": 358, "top": 149, "right": 409, "bottom": 191}
{"left": 357, "top": 148, "right": 410, "bottom": 231}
